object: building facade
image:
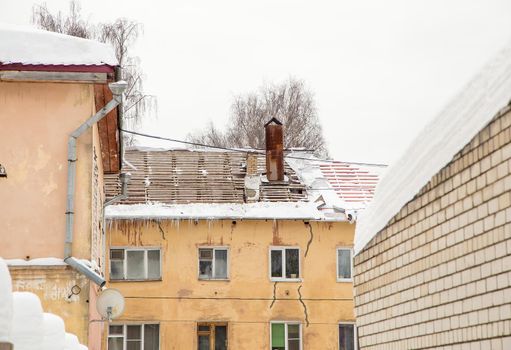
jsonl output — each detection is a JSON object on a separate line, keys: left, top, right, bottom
{"left": 353, "top": 46, "right": 511, "bottom": 349}
{"left": 102, "top": 127, "right": 381, "bottom": 349}
{"left": 0, "top": 24, "right": 121, "bottom": 348}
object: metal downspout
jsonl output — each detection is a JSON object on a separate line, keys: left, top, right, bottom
{"left": 64, "top": 81, "right": 126, "bottom": 287}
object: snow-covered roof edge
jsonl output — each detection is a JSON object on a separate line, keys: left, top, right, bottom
{"left": 0, "top": 23, "right": 117, "bottom": 66}
{"left": 355, "top": 41, "right": 511, "bottom": 255}
{"left": 105, "top": 202, "right": 347, "bottom": 221}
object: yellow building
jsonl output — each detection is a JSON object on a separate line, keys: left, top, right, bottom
{"left": 103, "top": 122, "right": 382, "bottom": 349}
{"left": 0, "top": 24, "right": 122, "bottom": 348}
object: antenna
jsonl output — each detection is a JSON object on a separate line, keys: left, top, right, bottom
{"left": 96, "top": 288, "right": 125, "bottom": 321}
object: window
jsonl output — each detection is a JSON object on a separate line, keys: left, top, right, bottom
{"left": 339, "top": 323, "right": 356, "bottom": 350}
{"left": 270, "top": 322, "right": 301, "bottom": 350}
{"left": 110, "top": 248, "right": 161, "bottom": 280}
{"left": 337, "top": 248, "right": 353, "bottom": 282}
{"left": 108, "top": 324, "right": 159, "bottom": 350}
{"left": 197, "top": 322, "right": 228, "bottom": 350}
{"left": 270, "top": 247, "right": 300, "bottom": 281}
{"left": 198, "top": 248, "right": 228, "bottom": 280}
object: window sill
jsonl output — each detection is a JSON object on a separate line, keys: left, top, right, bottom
{"left": 198, "top": 278, "right": 230, "bottom": 281}
{"left": 270, "top": 278, "right": 302, "bottom": 282}
{"left": 109, "top": 278, "right": 162, "bottom": 282}
{"left": 336, "top": 278, "right": 353, "bottom": 283}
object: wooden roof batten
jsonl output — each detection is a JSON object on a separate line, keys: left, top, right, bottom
{"left": 104, "top": 149, "right": 307, "bottom": 205}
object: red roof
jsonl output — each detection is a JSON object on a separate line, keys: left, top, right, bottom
{"left": 319, "top": 162, "right": 381, "bottom": 204}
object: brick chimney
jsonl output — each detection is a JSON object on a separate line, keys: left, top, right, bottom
{"left": 265, "top": 117, "right": 284, "bottom": 181}
{"left": 244, "top": 152, "right": 260, "bottom": 202}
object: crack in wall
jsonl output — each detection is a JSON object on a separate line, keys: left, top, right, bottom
{"left": 298, "top": 285, "right": 309, "bottom": 327}
{"left": 157, "top": 222, "right": 166, "bottom": 240}
{"left": 305, "top": 223, "right": 313, "bottom": 257}
{"left": 270, "top": 281, "right": 278, "bottom": 308}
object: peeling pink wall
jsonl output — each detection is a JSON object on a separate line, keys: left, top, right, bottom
{"left": 0, "top": 81, "right": 96, "bottom": 259}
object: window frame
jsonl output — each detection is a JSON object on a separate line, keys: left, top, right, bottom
{"left": 197, "top": 246, "right": 230, "bottom": 281}
{"left": 196, "top": 321, "right": 228, "bottom": 349}
{"left": 107, "top": 323, "right": 160, "bottom": 350}
{"left": 268, "top": 246, "right": 301, "bottom": 282}
{"left": 338, "top": 322, "right": 357, "bottom": 350}
{"left": 109, "top": 247, "right": 162, "bottom": 281}
{"left": 269, "top": 321, "right": 302, "bottom": 350}
{"left": 336, "top": 247, "right": 353, "bottom": 282}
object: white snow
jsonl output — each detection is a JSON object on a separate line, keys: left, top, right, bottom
{"left": 42, "top": 313, "right": 66, "bottom": 350}
{"left": 355, "top": 41, "right": 511, "bottom": 255}
{"left": 0, "top": 23, "right": 117, "bottom": 66}
{"left": 285, "top": 153, "right": 344, "bottom": 207}
{"left": 6, "top": 257, "right": 66, "bottom": 266}
{"left": 105, "top": 201, "right": 342, "bottom": 221}
{"left": 11, "top": 292, "right": 44, "bottom": 350}
{"left": 0, "top": 258, "right": 13, "bottom": 342}
{"left": 64, "top": 333, "right": 79, "bottom": 350}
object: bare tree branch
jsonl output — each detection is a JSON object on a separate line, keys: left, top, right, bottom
{"left": 189, "top": 78, "right": 328, "bottom": 156}
{"left": 31, "top": 1, "right": 156, "bottom": 134}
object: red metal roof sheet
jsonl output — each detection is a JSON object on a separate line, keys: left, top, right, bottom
{"left": 319, "top": 162, "right": 380, "bottom": 204}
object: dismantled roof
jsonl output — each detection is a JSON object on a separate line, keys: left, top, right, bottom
{"left": 105, "top": 148, "right": 382, "bottom": 220}
{"left": 0, "top": 23, "right": 117, "bottom": 69}
{"left": 355, "top": 41, "right": 511, "bottom": 255}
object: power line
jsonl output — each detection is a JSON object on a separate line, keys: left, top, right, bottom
{"left": 120, "top": 128, "right": 388, "bottom": 168}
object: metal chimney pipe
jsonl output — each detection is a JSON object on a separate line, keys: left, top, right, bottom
{"left": 265, "top": 118, "right": 284, "bottom": 181}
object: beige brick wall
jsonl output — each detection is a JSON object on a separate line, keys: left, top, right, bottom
{"left": 354, "top": 107, "right": 511, "bottom": 349}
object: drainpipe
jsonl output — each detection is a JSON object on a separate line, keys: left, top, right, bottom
{"left": 64, "top": 80, "right": 128, "bottom": 287}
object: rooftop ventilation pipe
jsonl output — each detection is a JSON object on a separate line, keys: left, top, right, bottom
{"left": 64, "top": 80, "right": 128, "bottom": 288}
{"left": 264, "top": 117, "right": 284, "bottom": 181}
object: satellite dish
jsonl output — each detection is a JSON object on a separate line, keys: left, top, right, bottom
{"left": 96, "top": 288, "right": 125, "bottom": 321}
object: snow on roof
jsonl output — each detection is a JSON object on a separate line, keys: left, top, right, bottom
{"left": 0, "top": 23, "right": 117, "bottom": 66}
{"left": 105, "top": 149, "right": 382, "bottom": 221}
{"left": 5, "top": 257, "right": 66, "bottom": 266}
{"left": 0, "top": 258, "right": 13, "bottom": 342}
{"left": 355, "top": 41, "right": 511, "bottom": 255}
{"left": 286, "top": 152, "right": 384, "bottom": 211}
{"left": 105, "top": 202, "right": 327, "bottom": 221}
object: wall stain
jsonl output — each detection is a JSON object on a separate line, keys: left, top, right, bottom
{"left": 177, "top": 289, "right": 192, "bottom": 297}
{"left": 272, "top": 220, "right": 282, "bottom": 245}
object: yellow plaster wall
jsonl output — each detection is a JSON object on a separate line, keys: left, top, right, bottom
{"left": 105, "top": 219, "right": 355, "bottom": 349}
{"left": 9, "top": 266, "right": 91, "bottom": 345}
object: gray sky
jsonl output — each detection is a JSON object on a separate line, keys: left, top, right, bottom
{"left": 3, "top": 0, "right": 511, "bottom": 164}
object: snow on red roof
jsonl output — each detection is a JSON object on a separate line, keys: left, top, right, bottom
{"left": 319, "top": 162, "right": 380, "bottom": 204}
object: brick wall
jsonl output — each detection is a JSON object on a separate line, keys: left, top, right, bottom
{"left": 353, "top": 107, "right": 511, "bottom": 349}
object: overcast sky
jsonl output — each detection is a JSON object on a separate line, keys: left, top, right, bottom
{"left": 3, "top": 0, "right": 511, "bottom": 164}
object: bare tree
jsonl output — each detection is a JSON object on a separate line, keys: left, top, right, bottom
{"left": 32, "top": 1, "right": 92, "bottom": 38}
{"left": 32, "top": 1, "right": 155, "bottom": 134}
{"left": 189, "top": 78, "right": 328, "bottom": 156}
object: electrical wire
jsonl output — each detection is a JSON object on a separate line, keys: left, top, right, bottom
{"left": 120, "top": 128, "right": 387, "bottom": 168}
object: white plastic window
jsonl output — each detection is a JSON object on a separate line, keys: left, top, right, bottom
{"left": 108, "top": 324, "right": 159, "bottom": 350}
{"left": 337, "top": 248, "right": 353, "bottom": 282}
{"left": 198, "top": 248, "right": 228, "bottom": 280}
{"left": 339, "top": 323, "right": 357, "bottom": 350}
{"left": 270, "top": 247, "right": 300, "bottom": 281}
{"left": 110, "top": 248, "right": 161, "bottom": 281}
{"left": 270, "top": 322, "right": 302, "bottom": 350}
